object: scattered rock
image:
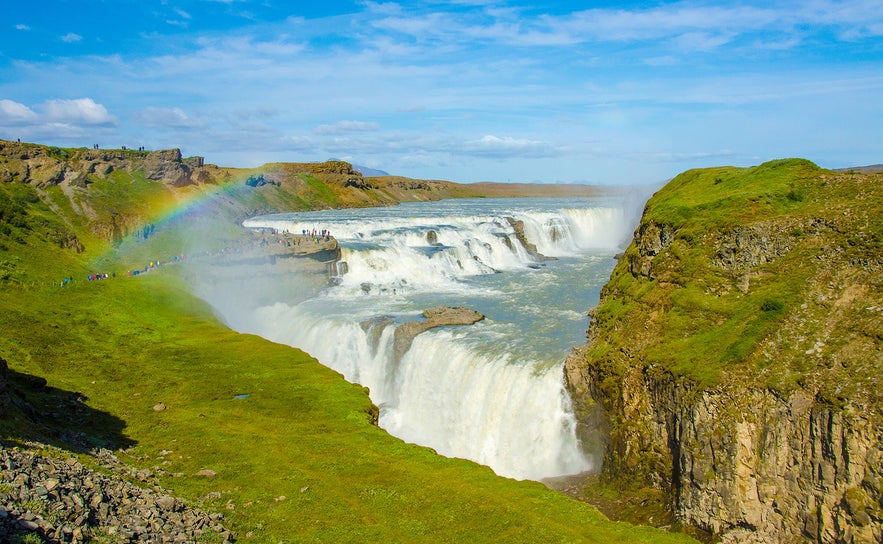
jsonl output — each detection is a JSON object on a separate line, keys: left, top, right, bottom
{"left": 0, "top": 446, "right": 233, "bottom": 543}
{"left": 197, "top": 468, "right": 217, "bottom": 478}
{"left": 152, "top": 402, "right": 167, "bottom": 412}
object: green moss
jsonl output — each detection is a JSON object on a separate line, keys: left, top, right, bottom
{"left": 587, "top": 159, "right": 882, "bottom": 397}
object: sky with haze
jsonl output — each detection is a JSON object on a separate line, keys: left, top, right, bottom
{"left": 1, "top": 1, "right": 881, "bottom": 184}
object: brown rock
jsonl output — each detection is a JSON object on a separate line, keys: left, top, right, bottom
{"left": 393, "top": 306, "right": 484, "bottom": 361}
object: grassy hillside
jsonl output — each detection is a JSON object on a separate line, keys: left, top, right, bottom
{"left": 561, "top": 159, "right": 882, "bottom": 541}
{"left": 0, "top": 140, "right": 694, "bottom": 543}
{"left": 588, "top": 158, "right": 882, "bottom": 400}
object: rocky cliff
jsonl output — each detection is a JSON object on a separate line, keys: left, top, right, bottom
{"left": 565, "top": 159, "right": 882, "bottom": 543}
{"left": 0, "top": 141, "right": 212, "bottom": 187}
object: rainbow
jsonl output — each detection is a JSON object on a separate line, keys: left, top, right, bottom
{"left": 89, "top": 172, "right": 267, "bottom": 271}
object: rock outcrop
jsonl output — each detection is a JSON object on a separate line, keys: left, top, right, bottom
{"left": 393, "top": 306, "right": 485, "bottom": 362}
{"left": 0, "top": 141, "right": 211, "bottom": 188}
{"left": 627, "top": 221, "right": 672, "bottom": 279}
{"left": 505, "top": 217, "right": 554, "bottom": 261}
{"left": 565, "top": 363, "right": 883, "bottom": 543}
{"left": 141, "top": 148, "right": 195, "bottom": 186}
{"left": 564, "top": 160, "right": 883, "bottom": 543}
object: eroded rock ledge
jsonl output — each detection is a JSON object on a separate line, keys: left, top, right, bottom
{"left": 393, "top": 306, "right": 485, "bottom": 362}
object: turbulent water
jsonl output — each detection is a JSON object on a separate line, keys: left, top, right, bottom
{"left": 196, "top": 196, "right": 643, "bottom": 481}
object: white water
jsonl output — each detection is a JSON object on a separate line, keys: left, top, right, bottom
{"left": 199, "top": 197, "right": 642, "bottom": 481}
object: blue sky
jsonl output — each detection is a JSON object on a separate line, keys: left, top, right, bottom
{"left": 1, "top": 1, "right": 881, "bottom": 184}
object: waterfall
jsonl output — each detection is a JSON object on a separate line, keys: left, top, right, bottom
{"left": 240, "top": 301, "right": 589, "bottom": 481}
{"left": 211, "top": 198, "right": 639, "bottom": 480}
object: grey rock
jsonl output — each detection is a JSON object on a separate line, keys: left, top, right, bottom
{"left": 0, "top": 446, "right": 233, "bottom": 543}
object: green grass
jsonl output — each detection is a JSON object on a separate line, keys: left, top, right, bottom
{"left": 0, "top": 273, "right": 695, "bottom": 543}
{"left": 587, "top": 159, "right": 883, "bottom": 394}
{"left": 301, "top": 174, "right": 342, "bottom": 208}
{"left": 0, "top": 147, "right": 696, "bottom": 543}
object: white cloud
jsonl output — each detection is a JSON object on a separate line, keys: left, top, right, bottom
{"left": 42, "top": 98, "right": 116, "bottom": 126}
{"left": 671, "top": 31, "right": 736, "bottom": 51}
{"left": 166, "top": 7, "right": 192, "bottom": 28}
{"left": 0, "top": 98, "right": 117, "bottom": 142}
{"left": 363, "top": 2, "right": 404, "bottom": 17}
{"left": 139, "top": 107, "right": 204, "bottom": 129}
{"left": 15, "top": 24, "right": 30, "bottom": 31}
{"left": 314, "top": 121, "right": 380, "bottom": 134}
{"left": 0, "top": 99, "right": 38, "bottom": 124}
{"left": 462, "top": 135, "right": 562, "bottom": 158}
{"left": 232, "top": 107, "right": 280, "bottom": 120}
{"left": 60, "top": 33, "right": 83, "bottom": 43}
{"left": 363, "top": 1, "right": 883, "bottom": 51}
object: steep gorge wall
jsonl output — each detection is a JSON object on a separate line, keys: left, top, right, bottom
{"left": 565, "top": 161, "right": 883, "bottom": 543}
{"left": 568, "top": 364, "right": 883, "bottom": 543}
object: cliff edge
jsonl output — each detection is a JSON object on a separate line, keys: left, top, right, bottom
{"left": 565, "top": 159, "right": 883, "bottom": 543}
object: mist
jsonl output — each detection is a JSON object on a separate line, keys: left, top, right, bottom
{"left": 177, "top": 194, "right": 648, "bottom": 480}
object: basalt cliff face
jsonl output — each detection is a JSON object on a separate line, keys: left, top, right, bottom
{"left": 565, "top": 159, "right": 882, "bottom": 543}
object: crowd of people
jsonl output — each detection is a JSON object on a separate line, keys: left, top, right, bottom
{"left": 60, "top": 255, "right": 185, "bottom": 287}
{"left": 302, "top": 228, "right": 332, "bottom": 242}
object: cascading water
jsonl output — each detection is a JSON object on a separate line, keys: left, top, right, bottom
{"left": 198, "top": 197, "right": 641, "bottom": 481}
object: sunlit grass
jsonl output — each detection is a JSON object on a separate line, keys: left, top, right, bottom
{"left": 0, "top": 144, "right": 697, "bottom": 543}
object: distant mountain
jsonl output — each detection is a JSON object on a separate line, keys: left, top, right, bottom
{"left": 327, "top": 158, "right": 390, "bottom": 177}
{"left": 353, "top": 165, "right": 390, "bottom": 177}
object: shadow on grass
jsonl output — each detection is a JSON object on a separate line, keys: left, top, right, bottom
{"left": 0, "top": 358, "right": 135, "bottom": 452}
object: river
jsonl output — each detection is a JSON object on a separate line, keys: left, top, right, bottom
{"left": 193, "top": 196, "right": 643, "bottom": 481}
